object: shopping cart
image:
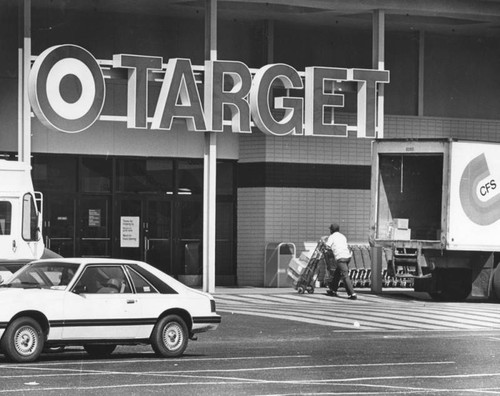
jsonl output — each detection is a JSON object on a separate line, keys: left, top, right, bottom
{"left": 287, "top": 240, "right": 330, "bottom": 294}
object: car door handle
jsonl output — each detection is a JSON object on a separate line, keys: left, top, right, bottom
{"left": 127, "top": 299, "right": 137, "bottom": 304}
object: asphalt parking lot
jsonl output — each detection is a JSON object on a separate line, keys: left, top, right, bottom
{"left": 0, "top": 289, "right": 499, "bottom": 395}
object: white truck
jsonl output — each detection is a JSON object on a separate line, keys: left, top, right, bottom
{"left": 0, "top": 160, "right": 55, "bottom": 282}
{"left": 370, "top": 138, "right": 500, "bottom": 301}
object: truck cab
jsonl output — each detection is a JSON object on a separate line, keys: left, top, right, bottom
{"left": 0, "top": 160, "right": 45, "bottom": 280}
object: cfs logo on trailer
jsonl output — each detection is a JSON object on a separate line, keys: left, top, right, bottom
{"left": 28, "top": 45, "right": 105, "bottom": 133}
{"left": 460, "top": 153, "right": 500, "bottom": 225}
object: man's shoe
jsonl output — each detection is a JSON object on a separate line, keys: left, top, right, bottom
{"left": 348, "top": 294, "right": 358, "bottom": 300}
{"left": 326, "top": 290, "right": 338, "bottom": 297}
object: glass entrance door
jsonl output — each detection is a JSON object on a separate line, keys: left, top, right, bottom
{"left": 45, "top": 194, "right": 75, "bottom": 257}
{"left": 174, "top": 200, "right": 203, "bottom": 279}
{"left": 145, "top": 200, "right": 171, "bottom": 274}
{"left": 114, "top": 198, "right": 142, "bottom": 261}
{"left": 113, "top": 198, "right": 172, "bottom": 274}
{"left": 79, "top": 197, "right": 111, "bottom": 257}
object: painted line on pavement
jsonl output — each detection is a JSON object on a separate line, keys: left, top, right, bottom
{"left": 4, "top": 362, "right": 499, "bottom": 395}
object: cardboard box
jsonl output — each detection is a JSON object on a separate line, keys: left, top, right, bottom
{"left": 299, "top": 251, "right": 312, "bottom": 262}
{"left": 392, "top": 218, "right": 409, "bottom": 229}
{"left": 392, "top": 228, "right": 411, "bottom": 240}
{"left": 288, "top": 257, "right": 308, "bottom": 275}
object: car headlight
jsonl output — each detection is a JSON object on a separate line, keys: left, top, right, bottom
{"left": 210, "top": 299, "right": 216, "bottom": 313}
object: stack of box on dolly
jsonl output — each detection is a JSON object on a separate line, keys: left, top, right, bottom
{"left": 287, "top": 242, "right": 328, "bottom": 292}
{"left": 287, "top": 256, "right": 308, "bottom": 286}
{"left": 389, "top": 218, "right": 411, "bottom": 240}
{"left": 287, "top": 243, "right": 316, "bottom": 285}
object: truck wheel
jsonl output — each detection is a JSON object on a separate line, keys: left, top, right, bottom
{"left": 491, "top": 268, "right": 500, "bottom": 300}
{"left": 443, "top": 286, "right": 471, "bottom": 301}
{"left": 151, "top": 315, "right": 188, "bottom": 358}
{"left": 431, "top": 269, "right": 471, "bottom": 302}
{"left": 1, "top": 317, "right": 44, "bottom": 363}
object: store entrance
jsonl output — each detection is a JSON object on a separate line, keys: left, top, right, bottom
{"left": 79, "top": 197, "right": 111, "bottom": 257}
{"left": 44, "top": 194, "right": 75, "bottom": 257}
{"left": 35, "top": 155, "right": 236, "bottom": 285}
{"left": 45, "top": 195, "right": 112, "bottom": 258}
{"left": 113, "top": 197, "right": 172, "bottom": 275}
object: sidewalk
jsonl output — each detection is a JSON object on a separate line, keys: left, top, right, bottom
{"left": 210, "top": 286, "right": 432, "bottom": 300}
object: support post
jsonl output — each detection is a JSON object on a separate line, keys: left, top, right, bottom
{"left": 18, "top": 0, "right": 31, "bottom": 165}
{"left": 203, "top": 0, "right": 217, "bottom": 293}
{"left": 265, "top": 20, "right": 274, "bottom": 63}
{"left": 371, "top": 10, "right": 385, "bottom": 293}
{"left": 372, "top": 10, "right": 385, "bottom": 138}
{"left": 418, "top": 31, "right": 425, "bottom": 117}
{"left": 371, "top": 246, "right": 383, "bottom": 293}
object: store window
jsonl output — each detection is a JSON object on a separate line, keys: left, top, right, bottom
{"left": 81, "top": 157, "right": 112, "bottom": 193}
{"left": 217, "top": 161, "right": 235, "bottom": 195}
{"left": 32, "top": 153, "right": 237, "bottom": 284}
{"left": 177, "top": 159, "right": 203, "bottom": 195}
{"left": 116, "top": 158, "right": 173, "bottom": 193}
{"left": 32, "top": 156, "right": 77, "bottom": 192}
{"left": 216, "top": 201, "right": 234, "bottom": 277}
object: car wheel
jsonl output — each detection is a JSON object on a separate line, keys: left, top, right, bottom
{"left": 84, "top": 344, "right": 117, "bottom": 357}
{"left": 1, "top": 317, "right": 44, "bottom": 363}
{"left": 151, "top": 315, "right": 188, "bottom": 358}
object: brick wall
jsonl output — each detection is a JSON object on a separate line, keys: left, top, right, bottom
{"left": 236, "top": 115, "right": 500, "bottom": 286}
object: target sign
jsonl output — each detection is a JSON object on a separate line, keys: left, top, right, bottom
{"left": 29, "top": 45, "right": 105, "bottom": 133}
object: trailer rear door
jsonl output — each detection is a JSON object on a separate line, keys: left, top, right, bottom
{"left": 448, "top": 141, "right": 500, "bottom": 250}
{"left": 376, "top": 154, "right": 443, "bottom": 241}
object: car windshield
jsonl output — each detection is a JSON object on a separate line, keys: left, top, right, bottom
{"left": 4, "top": 262, "right": 80, "bottom": 289}
{"left": 0, "top": 264, "right": 25, "bottom": 285}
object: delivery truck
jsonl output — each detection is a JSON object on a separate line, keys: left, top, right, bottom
{"left": 370, "top": 138, "right": 500, "bottom": 301}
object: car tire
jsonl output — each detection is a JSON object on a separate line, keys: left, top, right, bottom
{"left": 1, "top": 317, "right": 44, "bottom": 363}
{"left": 84, "top": 344, "right": 117, "bottom": 357}
{"left": 151, "top": 315, "right": 188, "bottom": 358}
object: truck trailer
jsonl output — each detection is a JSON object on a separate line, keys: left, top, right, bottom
{"left": 370, "top": 138, "right": 500, "bottom": 301}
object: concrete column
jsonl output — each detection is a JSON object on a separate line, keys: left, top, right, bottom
{"left": 371, "top": 246, "right": 383, "bottom": 293}
{"left": 203, "top": 0, "right": 217, "bottom": 293}
{"left": 372, "top": 10, "right": 385, "bottom": 139}
{"left": 371, "top": 10, "right": 384, "bottom": 293}
{"left": 418, "top": 31, "right": 425, "bottom": 117}
{"left": 18, "top": 0, "right": 31, "bottom": 165}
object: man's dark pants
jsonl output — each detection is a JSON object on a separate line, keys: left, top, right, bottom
{"left": 327, "top": 258, "right": 355, "bottom": 296}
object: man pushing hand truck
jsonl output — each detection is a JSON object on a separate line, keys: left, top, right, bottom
{"left": 322, "top": 223, "right": 357, "bottom": 300}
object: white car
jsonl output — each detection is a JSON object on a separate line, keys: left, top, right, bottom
{"left": 0, "top": 258, "right": 221, "bottom": 363}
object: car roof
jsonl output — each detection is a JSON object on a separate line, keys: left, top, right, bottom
{"left": 31, "top": 258, "right": 146, "bottom": 266}
{"left": 24, "top": 257, "right": 210, "bottom": 298}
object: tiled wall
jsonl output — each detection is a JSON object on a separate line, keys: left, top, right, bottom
{"left": 237, "top": 187, "right": 370, "bottom": 286}
{"left": 236, "top": 115, "right": 500, "bottom": 286}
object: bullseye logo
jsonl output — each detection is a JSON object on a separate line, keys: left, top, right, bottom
{"left": 28, "top": 45, "right": 105, "bottom": 133}
{"left": 459, "top": 153, "right": 500, "bottom": 225}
